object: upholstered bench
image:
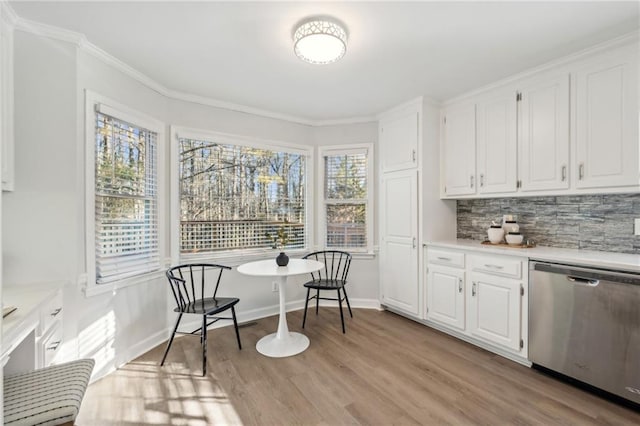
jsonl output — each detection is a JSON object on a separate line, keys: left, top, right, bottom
{"left": 3, "top": 359, "right": 94, "bottom": 426}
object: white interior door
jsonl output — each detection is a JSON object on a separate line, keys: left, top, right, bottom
{"left": 380, "top": 169, "right": 419, "bottom": 316}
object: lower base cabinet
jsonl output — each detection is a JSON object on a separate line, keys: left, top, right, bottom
{"left": 468, "top": 272, "right": 523, "bottom": 352}
{"left": 426, "top": 246, "right": 528, "bottom": 360}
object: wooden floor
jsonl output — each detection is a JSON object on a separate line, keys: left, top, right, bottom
{"left": 77, "top": 308, "right": 640, "bottom": 425}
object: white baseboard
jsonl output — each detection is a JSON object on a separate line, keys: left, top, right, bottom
{"left": 176, "top": 297, "right": 381, "bottom": 332}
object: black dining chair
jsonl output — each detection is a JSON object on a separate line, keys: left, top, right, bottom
{"left": 161, "top": 263, "right": 241, "bottom": 376}
{"left": 302, "top": 250, "right": 353, "bottom": 333}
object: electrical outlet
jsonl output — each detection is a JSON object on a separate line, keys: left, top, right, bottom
{"left": 272, "top": 281, "right": 278, "bottom": 292}
{"left": 635, "top": 219, "right": 640, "bottom": 236}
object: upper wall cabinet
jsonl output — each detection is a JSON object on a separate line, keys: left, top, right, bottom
{"left": 518, "top": 74, "right": 570, "bottom": 192}
{"left": 442, "top": 103, "right": 476, "bottom": 196}
{"left": 379, "top": 109, "right": 419, "bottom": 172}
{"left": 440, "top": 36, "right": 639, "bottom": 199}
{"left": 476, "top": 89, "right": 518, "bottom": 194}
{"left": 574, "top": 49, "right": 639, "bottom": 189}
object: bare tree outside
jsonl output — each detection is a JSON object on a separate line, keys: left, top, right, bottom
{"left": 179, "top": 138, "right": 306, "bottom": 253}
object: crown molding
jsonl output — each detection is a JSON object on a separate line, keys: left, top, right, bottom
{"left": 444, "top": 30, "right": 639, "bottom": 106}
{"left": 0, "top": 0, "right": 18, "bottom": 26}
{"left": 9, "top": 11, "right": 377, "bottom": 127}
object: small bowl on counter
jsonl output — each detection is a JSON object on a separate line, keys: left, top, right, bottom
{"left": 505, "top": 232, "right": 524, "bottom": 246}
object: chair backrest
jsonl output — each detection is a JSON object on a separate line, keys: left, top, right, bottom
{"left": 166, "top": 263, "right": 231, "bottom": 312}
{"left": 303, "top": 250, "right": 352, "bottom": 283}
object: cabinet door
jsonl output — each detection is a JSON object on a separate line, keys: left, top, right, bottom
{"left": 476, "top": 91, "right": 518, "bottom": 194}
{"left": 442, "top": 103, "right": 476, "bottom": 196}
{"left": 519, "top": 75, "right": 570, "bottom": 192}
{"left": 575, "top": 51, "right": 639, "bottom": 189}
{"left": 426, "top": 265, "right": 465, "bottom": 331}
{"left": 380, "top": 169, "right": 419, "bottom": 316}
{"left": 468, "top": 272, "right": 522, "bottom": 352}
{"left": 379, "top": 111, "right": 419, "bottom": 172}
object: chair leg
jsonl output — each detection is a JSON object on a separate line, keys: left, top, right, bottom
{"left": 202, "top": 314, "right": 208, "bottom": 376}
{"left": 231, "top": 306, "right": 242, "bottom": 350}
{"left": 302, "top": 287, "right": 311, "bottom": 328}
{"left": 343, "top": 286, "right": 353, "bottom": 318}
{"left": 161, "top": 313, "right": 183, "bottom": 366}
{"left": 315, "top": 288, "right": 320, "bottom": 315}
{"left": 337, "top": 288, "right": 346, "bottom": 334}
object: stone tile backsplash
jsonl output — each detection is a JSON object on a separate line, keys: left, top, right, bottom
{"left": 456, "top": 194, "right": 640, "bottom": 254}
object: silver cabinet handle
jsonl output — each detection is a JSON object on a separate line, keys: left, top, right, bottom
{"left": 472, "top": 282, "right": 477, "bottom": 296}
{"left": 579, "top": 163, "right": 584, "bottom": 180}
{"left": 412, "top": 149, "right": 416, "bottom": 162}
{"left": 484, "top": 264, "right": 504, "bottom": 270}
{"left": 480, "top": 174, "right": 484, "bottom": 187}
{"left": 51, "top": 308, "right": 62, "bottom": 317}
{"left": 412, "top": 237, "right": 416, "bottom": 249}
{"left": 561, "top": 165, "right": 567, "bottom": 181}
{"left": 437, "top": 256, "right": 451, "bottom": 261}
{"left": 470, "top": 175, "right": 474, "bottom": 188}
{"left": 458, "top": 278, "right": 463, "bottom": 293}
{"left": 47, "top": 341, "right": 61, "bottom": 351}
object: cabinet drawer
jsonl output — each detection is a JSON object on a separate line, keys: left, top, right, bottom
{"left": 428, "top": 248, "right": 465, "bottom": 268}
{"left": 39, "top": 290, "right": 63, "bottom": 337}
{"left": 470, "top": 255, "right": 523, "bottom": 279}
{"left": 40, "top": 323, "right": 63, "bottom": 367}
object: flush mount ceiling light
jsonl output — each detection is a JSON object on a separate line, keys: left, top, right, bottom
{"left": 293, "top": 18, "right": 347, "bottom": 64}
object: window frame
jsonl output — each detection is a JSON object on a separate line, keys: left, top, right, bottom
{"left": 170, "top": 126, "right": 314, "bottom": 264}
{"left": 317, "top": 143, "right": 374, "bottom": 254}
{"left": 84, "top": 90, "right": 166, "bottom": 296}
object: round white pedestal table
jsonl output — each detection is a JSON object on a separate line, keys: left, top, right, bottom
{"left": 237, "top": 258, "right": 323, "bottom": 358}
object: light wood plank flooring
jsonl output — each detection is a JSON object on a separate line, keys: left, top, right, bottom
{"left": 77, "top": 308, "right": 640, "bottom": 425}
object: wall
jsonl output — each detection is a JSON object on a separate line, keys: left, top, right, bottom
{"left": 311, "top": 122, "right": 380, "bottom": 304}
{"left": 3, "top": 29, "right": 381, "bottom": 381}
{"left": 457, "top": 194, "right": 640, "bottom": 254}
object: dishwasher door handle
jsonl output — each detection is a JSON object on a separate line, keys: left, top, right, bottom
{"left": 567, "top": 276, "right": 599, "bottom": 287}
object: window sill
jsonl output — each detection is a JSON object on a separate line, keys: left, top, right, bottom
{"left": 83, "top": 269, "right": 166, "bottom": 298}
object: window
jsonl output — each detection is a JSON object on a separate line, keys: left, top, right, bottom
{"left": 175, "top": 130, "right": 309, "bottom": 256}
{"left": 86, "top": 92, "right": 164, "bottom": 286}
{"left": 319, "top": 144, "right": 373, "bottom": 252}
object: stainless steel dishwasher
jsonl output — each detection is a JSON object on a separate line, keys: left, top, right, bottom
{"left": 529, "top": 261, "right": 640, "bottom": 405}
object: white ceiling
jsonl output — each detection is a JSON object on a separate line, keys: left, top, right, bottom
{"left": 8, "top": 1, "right": 640, "bottom": 123}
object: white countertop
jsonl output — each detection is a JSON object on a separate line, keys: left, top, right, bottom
{"left": 427, "top": 239, "right": 640, "bottom": 273}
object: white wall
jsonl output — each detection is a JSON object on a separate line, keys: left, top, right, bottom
{"left": 2, "top": 30, "right": 381, "bottom": 380}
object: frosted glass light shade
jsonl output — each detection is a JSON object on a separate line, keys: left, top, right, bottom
{"left": 294, "top": 20, "right": 347, "bottom": 64}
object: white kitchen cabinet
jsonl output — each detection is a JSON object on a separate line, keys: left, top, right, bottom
{"left": 379, "top": 108, "right": 419, "bottom": 173}
{"left": 426, "top": 264, "right": 465, "bottom": 331}
{"left": 574, "top": 48, "right": 639, "bottom": 189}
{"left": 442, "top": 103, "right": 476, "bottom": 196}
{"left": 380, "top": 169, "right": 420, "bottom": 316}
{"left": 468, "top": 271, "right": 523, "bottom": 352}
{"left": 425, "top": 246, "right": 527, "bottom": 360}
{"left": 476, "top": 90, "right": 518, "bottom": 194}
{"left": 518, "top": 74, "right": 570, "bottom": 192}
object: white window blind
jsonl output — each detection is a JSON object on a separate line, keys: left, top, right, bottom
{"left": 178, "top": 137, "right": 307, "bottom": 254}
{"left": 94, "top": 112, "right": 159, "bottom": 284}
{"left": 324, "top": 150, "right": 368, "bottom": 249}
